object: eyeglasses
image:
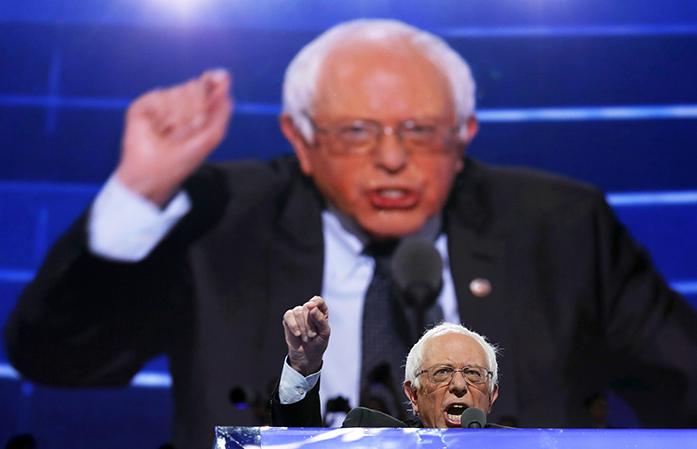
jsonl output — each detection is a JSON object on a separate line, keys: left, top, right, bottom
{"left": 416, "top": 364, "right": 493, "bottom": 386}
{"left": 305, "top": 114, "right": 462, "bottom": 156}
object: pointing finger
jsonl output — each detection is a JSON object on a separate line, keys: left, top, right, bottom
{"left": 308, "top": 306, "right": 330, "bottom": 338}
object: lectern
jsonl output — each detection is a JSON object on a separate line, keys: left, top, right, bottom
{"left": 214, "top": 427, "right": 697, "bottom": 449}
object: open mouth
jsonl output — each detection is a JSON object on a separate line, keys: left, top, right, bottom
{"left": 444, "top": 403, "right": 468, "bottom": 426}
{"left": 367, "top": 188, "right": 418, "bottom": 209}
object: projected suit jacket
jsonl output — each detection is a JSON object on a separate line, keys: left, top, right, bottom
{"left": 6, "top": 156, "right": 697, "bottom": 449}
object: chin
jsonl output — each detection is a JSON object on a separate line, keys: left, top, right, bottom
{"left": 359, "top": 213, "right": 427, "bottom": 239}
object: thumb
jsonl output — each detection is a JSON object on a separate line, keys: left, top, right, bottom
{"left": 308, "top": 306, "right": 330, "bottom": 338}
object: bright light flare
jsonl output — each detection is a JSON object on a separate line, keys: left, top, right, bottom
{"left": 150, "top": 0, "right": 216, "bottom": 19}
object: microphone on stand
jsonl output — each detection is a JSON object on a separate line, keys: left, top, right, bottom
{"left": 391, "top": 238, "right": 443, "bottom": 339}
{"left": 460, "top": 407, "right": 487, "bottom": 429}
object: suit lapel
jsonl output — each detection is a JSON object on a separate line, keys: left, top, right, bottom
{"left": 446, "top": 160, "right": 506, "bottom": 318}
{"left": 445, "top": 159, "right": 520, "bottom": 420}
{"left": 260, "top": 174, "right": 326, "bottom": 374}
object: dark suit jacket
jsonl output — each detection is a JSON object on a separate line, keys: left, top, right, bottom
{"left": 271, "top": 381, "right": 410, "bottom": 428}
{"left": 5, "top": 156, "right": 697, "bottom": 449}
{"left": 271, "top": 382, "right": 324, "bottom": 427}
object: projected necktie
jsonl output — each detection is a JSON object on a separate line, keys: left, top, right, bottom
{"left": 359, "top": 240, "right": 410, "bottom": 418}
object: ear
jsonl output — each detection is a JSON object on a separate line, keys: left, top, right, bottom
{"left": 280, "top": 114, "right": 314, "bottom": 176}
{"left": 403, "top": 382, "right": 419, "bottom": 415}
{"left": 452, "top": 116, "right": 478, "bottom": 174}
{"left": 460, "top": 116, "right": 479, "bottom": 144}
{"left": 487, "top": 384, "right": 499, "bottom": 413}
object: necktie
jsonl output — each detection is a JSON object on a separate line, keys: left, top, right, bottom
{"left": 359, "top": 240, "right": 411, "bottom": 420}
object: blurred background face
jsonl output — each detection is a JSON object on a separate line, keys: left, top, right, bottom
{"left": 292, "top": 38, "right": 470, "bottom": 240}
{"left": 406, "top": 333, "right": 498, "bottom": 428}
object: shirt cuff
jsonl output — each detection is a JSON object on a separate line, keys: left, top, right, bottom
{"left": 278, "top": 357, "right": 321, "bottom": 404}
{"left": 88, "top": 175, "right": 191, "bottom": 262}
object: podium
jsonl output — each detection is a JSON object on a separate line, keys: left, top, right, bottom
{"left": 214, "top": 427, "right": 697, "bottom": 449}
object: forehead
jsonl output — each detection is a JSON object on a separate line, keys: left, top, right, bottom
{"left": 422, "top": 333, "right": 489, "bottom": 368}
{"left": 313, "top": 38, "right": 454, "bottom": 120}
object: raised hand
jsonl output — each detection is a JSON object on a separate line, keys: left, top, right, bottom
{"left": 282, "top": 296, "right": 331, "bottom": 376}
{"left": 115, "top": 69, "right": 233, "bottom": 206}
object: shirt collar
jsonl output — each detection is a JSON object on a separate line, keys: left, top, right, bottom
{"left": 322, "top": 206, "right": 443, "bottom": 257}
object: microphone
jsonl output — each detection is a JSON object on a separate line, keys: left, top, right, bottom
{"left": 391, "top": 238, "right": 443, "bottom": 311}
{"left": 391, "top": 238, "right": 443, "bottom": 341}
{"left": 460, "top": 407, "right": 487, "bottom": 428}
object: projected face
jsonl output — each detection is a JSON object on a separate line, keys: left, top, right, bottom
{"left": 403, "top": 333, "right": 498, "bottom": 428}
{"left": 285, "top": 39, "right": 477, "bottom": 240}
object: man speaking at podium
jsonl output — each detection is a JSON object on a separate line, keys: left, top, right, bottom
{"left": 272, "top": 296, "right": 499, "bottom": 428}
{"left": 5, "top": 18, "right": 697, "bottom": 449}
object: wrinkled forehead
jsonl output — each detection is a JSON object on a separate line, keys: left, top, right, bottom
{"left": 421, "top": 333, "right": 489, "bottom": 369}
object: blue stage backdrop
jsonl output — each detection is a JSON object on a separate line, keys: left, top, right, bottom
{"left": 1, "top": 1, "right": 696, "bottom": 447}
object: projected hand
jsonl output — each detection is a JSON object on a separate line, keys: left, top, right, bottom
{"left": 283, "top": 296, "right": 331, "bottom": 376}
{"left": 115, "top": 69, "right": 232, "bottom": 206}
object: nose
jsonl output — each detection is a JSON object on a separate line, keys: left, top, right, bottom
{"left": 373, "top": 126, "right": 408, "bottom": 173}
{"left": 448, "top": 371, "right": 470, "bottom": 397}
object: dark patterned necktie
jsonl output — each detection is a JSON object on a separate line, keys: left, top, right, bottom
{"left": 359, "top": 239, "right": 445, "bottom": 419}
{"left": 359, "top": 240, "right": 411, "bottom": 419}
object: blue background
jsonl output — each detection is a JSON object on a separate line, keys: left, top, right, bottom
{"left": 1, "top": 1, "right": 696, "bottom": 447}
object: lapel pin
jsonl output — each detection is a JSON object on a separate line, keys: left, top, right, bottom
{"left": 469, "top": 278, "right": 492, "bottom": 298}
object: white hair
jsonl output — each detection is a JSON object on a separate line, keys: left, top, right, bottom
{"left": 404, "top": 322, "right": 499, "bottom": 392}
{"left": 282, "top": 19, "right": 477, "bottom": 142}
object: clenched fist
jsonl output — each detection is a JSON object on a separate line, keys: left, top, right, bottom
{"left": 115, "top": 69, "right": 233, "bottom": 206}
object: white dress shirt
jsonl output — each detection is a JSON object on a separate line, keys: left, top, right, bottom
{"left": 88, "top": 175, "right": 190, "bottom": 261}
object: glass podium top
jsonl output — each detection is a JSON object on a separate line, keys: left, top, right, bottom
{"left": 214, "top": 426, "right": 697, "bottom": 449}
